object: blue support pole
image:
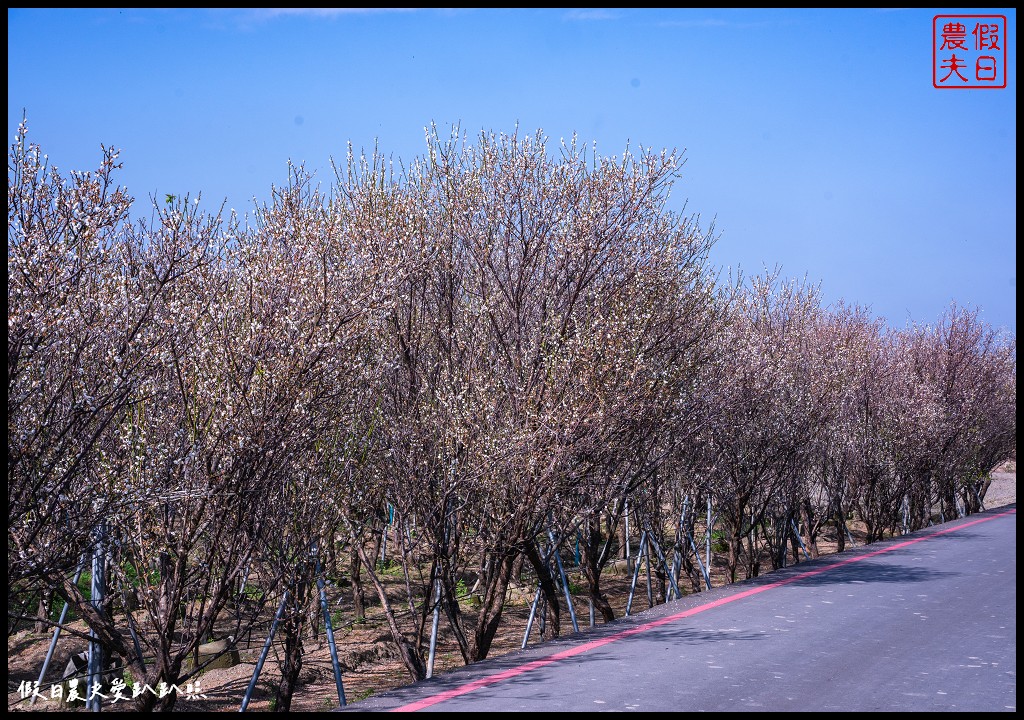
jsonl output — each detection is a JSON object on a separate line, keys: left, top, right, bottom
{"left": 624, "top": 531, "right": 648, "bottom": 617}
{"left": 426, "top": 577, "right": 442, "bottom": 679}
{"left": 315, "top": 555, "right": 346, "bottom": 707}
{"left": 624, "top": 499, "right": 631, "bottom": 566}
{"left": 240, "top": 592, "right": 288, "bottom": 712}
{"left": 644, "top": 528, "right": 682, "bottom": 600}
{"left": 790, "top": 518, "right": 812, "bottom": 561}
{"left": 687, "top": 531, "right": 712, "bottom": 590}
{"left": 521, "top": 584, "right": 543, "bottom": 649}
{"left": 31, "top": 557, "right": 87, "bottom": 706}
{"left": 522, "top": 540, "right": 561, "bottom": 649}
{"left": 547, "top": 528, "right": 579, "bottom": 634}
{"left": 86, "top": 523, "right": 106, "bottom": 712}
{"left": 706, "top": 498, "right": 713, "bottom": 580}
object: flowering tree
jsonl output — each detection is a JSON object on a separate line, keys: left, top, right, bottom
{"left": 361, "top": 126, "right": 719, "bottom": 664}
{"left": 697, "top": 272, "right": 825, "bottom": 581}
{"left": 794, "top": 303, "right": 886, "bottom": 554}
{"left": 9, "top": 119, "right": 145, "bottom": 587}
{"left": 903, "top": 304, "right": 1017, "bottom": 520}
{"left": 8, "top": 118, "right": 1016, "bottom": 709}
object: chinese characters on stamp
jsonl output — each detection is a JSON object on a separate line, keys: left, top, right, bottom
{"left": 934, "top": 15, "right": 1007, "bottom": 89}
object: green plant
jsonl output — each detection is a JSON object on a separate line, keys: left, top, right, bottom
{"left": 242, "top": 586, "right": 265, "bottom": 602}
{"left": 330, "top": 607, "right": 344, "bottom": 628}
{"left": 122, "top": 561, "right": 160, "bottom": 588}
{"left": 77, "top": 571, "right": 92, "bottom": 597}
{"left": 376, "top": 558, "right": 401, "bottom": 575}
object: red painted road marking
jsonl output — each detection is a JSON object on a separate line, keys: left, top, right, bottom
{"left": 393, "top": 508, "right": 1016, "bottom": 712}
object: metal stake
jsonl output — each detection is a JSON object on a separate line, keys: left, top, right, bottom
{"left": 706, "top": 498, "right": 715, "bottom": 577}
{"left": 522, "top": 584, "right": 543, "bottom": 649}
{"left": 426, "top": 577, "right": 442, "bottom": 679}
{"left": 624, "top": 499, "right": 631, "bottom": 565}
{"left": 547, "top": 528, "right": 579, "bottom": 634}
{"left": 316, "top": 556, "right": 346, "bottom": 707}
{"left": 686, "top": 530, "right": 712, "bottom": 590}
{"left": 240, "top": 592, "right": 288, "bottom": 712}
{"left": 624, "top": 531, "right": 648, "bottom": 617}
{"left": 522, "top": 538, "right": 574, "bottom": 648}
{"left": 31, "top": 557, "right": 86, "bottom": 706}
{"left": 87, "top": 523, "right": 106, "bottom": 712}
{"left": 644, "top": 533, "right": 654, "bottom": 608}
{"left": 644, "top": 529, "right": 683, "bottom": 601}
{"left": 789, "top": 518, "right": 812, "bottom": 561}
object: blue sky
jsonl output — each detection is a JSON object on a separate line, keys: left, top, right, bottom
{"left": 8, "top": 8, "right": 1017, "bottom": 334}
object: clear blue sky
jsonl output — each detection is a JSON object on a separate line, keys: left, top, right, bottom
{"left": 8, "top": 8, "right": 1017, "bottom": 334}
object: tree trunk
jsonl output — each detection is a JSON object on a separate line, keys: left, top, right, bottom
{"left": 133, "top": 656, "right": 183, "bottom": 712}
{"left": 350, "top": 529, "right": 425, "bottom": 682}
{"left": 469, "top": 551, "right": 516, "bottom": 662}
{"left": 789, "top": 526, "right": 801, "bottom": 565}
{"left": 800, "top": 500, "right": 820, "bottom": 558}
{"left": 653, "top": 566, "right": 667, "bottom": 604}
{"left": 745, "top": 522, "right": 760, "bottom": 579}
{"left": 35, "top": 588, "right": 52, "bottom": 634}
{"left": 439, "top": 570, "right": 471, "bottom": 664}
{"left": 727, "top": 530, "right": 742, "bottom": 585}
{"left": 579, "top": 513, "right": 615, "bottom": 621}
{"left": 524, "top": 540, "right": 560, "bottom": 638}
{"left": 349, "top": 544, "right": 366, "bottom": 621}
{"left": 580, "top": 550, "right": 615, "bottom": 622}
{"left": 274, "top": 587, "right": 308, "bottom": 712}
{"left": 680, "top": 543, "right": 703, "bottom": 592}
{"left": 510, "top": 553, "right": 526, "bottom": 584}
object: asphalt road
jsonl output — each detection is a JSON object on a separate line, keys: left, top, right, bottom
{"left": 344, "top": 505, "right": 1016, "bottom": 712}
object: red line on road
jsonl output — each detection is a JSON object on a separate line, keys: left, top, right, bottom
{"left": 392, "top": 508, "right": 1015, "bottom": 712}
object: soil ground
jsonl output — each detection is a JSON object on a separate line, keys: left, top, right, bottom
{"left": 8, "top": 461, "right": 1015, "bottom": 712}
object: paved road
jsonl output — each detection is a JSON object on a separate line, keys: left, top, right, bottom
{"left": 344, "top": 506, "right": 1016, "bottom": 712}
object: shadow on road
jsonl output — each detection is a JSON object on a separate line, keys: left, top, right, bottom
{"left": 783, "top": 560, "right": 958, "bottom": 587}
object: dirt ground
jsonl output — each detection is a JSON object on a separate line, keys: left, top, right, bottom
{"left": 8, "top": 462, "right": 1015, "bottom": 713}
